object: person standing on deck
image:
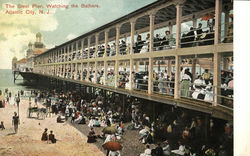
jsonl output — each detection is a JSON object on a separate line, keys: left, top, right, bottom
{"left": 180, "top": 68, "right": 192, "bottom": 97}
{"left": 12, "top": 112, "right": 20, "bottom": 133}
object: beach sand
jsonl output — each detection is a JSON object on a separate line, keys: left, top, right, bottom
{"left": 0, "top": 97, "right": 104, "bottom": 156}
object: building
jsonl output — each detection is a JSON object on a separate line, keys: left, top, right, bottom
{"left": 16, "top": 58, "right": 27, "bottom": 72}
{"left": 26, "top": 32, "right": 47, "bottom": 69}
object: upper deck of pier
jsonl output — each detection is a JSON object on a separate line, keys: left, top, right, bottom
{"left": 32, "top": 0, "right": 234, "bottom": 121}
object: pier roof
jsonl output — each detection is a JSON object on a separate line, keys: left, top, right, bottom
{"left": 17, "top": 58, "right": 27, "bottom": 64}
{"left": 36, "top": 0, "right": 231, "bottom": 57}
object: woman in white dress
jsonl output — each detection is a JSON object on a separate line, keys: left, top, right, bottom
{"left": 140, "top": 34, "right": 150, "bottom": 53}
{"left": 192, "top": 75, "right": 205, "bottom": 99}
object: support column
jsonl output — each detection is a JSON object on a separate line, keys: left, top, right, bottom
{"left": 116, "top": 25, "right": 120, "bottom": 56}
{"left": 130, "top": 20, "right": 136, "bottom": 54}
{"left": 192, "top": 58, "right": 197, "bottom": 82}
{"left": 81, "top": 39, "right": 84, "bottom": 59}
{"left": 174, "top": 55, "right": 181, "bottom": 99}
{"left": 114, "top": 60, "right": 119, "bottom": 88}
{"left": 95, "top": 33, "right": 99, "bottom": 58}
{"left": 80, "top": 62, "right": 83, "bottom": 81}
{"left": 72, "top": 43, "right": 75, "bottom": 60}
{"left": 213, "top": 53, "right": 221, "bottom": 106}
{"left": 214, "top": 0, "right": 222, "bottom": 44}
{"left": 224, "top": 9, "right": 230, "bottom": 39}
{"left": 104, "top": 61, "right": 107, "bottom": 85}
{"left": 149, "top": 13, "right": 155, "bottom": 52}
{"left": 129, "top": 58, "right": 134, "bottom": 90}
{"left": 88, "top": 37, "right": 91, "bottom": 59}
{"left": 63, "top": 63, "right": 66, "bottom": 78}
{"left": 135, "top": 61, "right": 139, "bottom": 72}
{"left": 175, "top": 3, "right": 183, "bottom": 48}
{"left": 86, "top": 62, "right": 90, "bottom": 82}
{"left": 104, "top": 29, "right": 109, "bottom": 57}
{"left": 148, "top": 57, "right": 153, "bottom": 94}
{"left": 94, "top": 62, "right": 97, "bottom": 84}
{"left": 167, "top": 59, "right": 172, "bottom": 78}
{"left": 169, "top": 25, "right": 173, "bottom": 34}
{"left": 75, "top": 63, "right": 78, "bottom": 80}
{"left": 124, "top": 35, "right": 127, "bottom": 44}
{"left": 193, "top": 18, "right": 197, "bottom": 29}
{"left": 67, "top": 46, "right": 70, "bottom": 62}
{"left": 223, "top": 57, "right": 229, "bottom": 70}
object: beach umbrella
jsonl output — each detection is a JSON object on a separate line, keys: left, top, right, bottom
{"left": 102, "top": 141, "right": 123, "bottom": 151}
{"left": 201, "top": 13, "right": 214, "bottom": 21}
{"left": 102, "top": 126, "right": 117, "bottom": 134}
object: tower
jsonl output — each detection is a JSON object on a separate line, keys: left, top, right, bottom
{"left": 12, "top": 57, "right": 17, "bottom": 71}
{"left": 28, "top": 42, "right": 32, "bottom": 50}
{"left": 36, "top": 32, "right": 42, "bottom": 42}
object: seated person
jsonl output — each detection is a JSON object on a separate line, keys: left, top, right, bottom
{"left": 145, "top": 130, "right": 153, "bottom": 144}
{"left": 79, "top": 115, "right": 86, "bottom": 124}
{"left": 74, "top": 114, "right": 84, "bottom": 124}
{"left": 87, "top": 128, "right": 97, "bottom": 143}
{"left": 48, "top": 130, "right": 57, "bottom": 143}
{"left": 93, "top": 118, "right": 100, "bottom": 127}
{"left": 41, "top": 128, "right": 48, "bottom": 141}
{"left": 117, "top": 125, "right": 123, "bottom": 135}
{"left": 0, "top": 121, "right": 5, "bottom": 130}
{"left": 140, "top": 145, "right": 152, "bottom": 156}
{"left": 162, "top": 140, "right": 171, "bottom": 156}
{"left": 56, "top": 115, "right": 64, "bottom": 123}
{"left": 152, "top": 143, "right": 164, "bottom": 156}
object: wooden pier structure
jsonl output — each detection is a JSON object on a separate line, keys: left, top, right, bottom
{"left": 29, "top": 0, "right": 233, "bottom": 121}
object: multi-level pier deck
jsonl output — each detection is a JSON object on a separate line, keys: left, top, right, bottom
{"left": 31, "top": 0, "right": 233, "bottom": 121}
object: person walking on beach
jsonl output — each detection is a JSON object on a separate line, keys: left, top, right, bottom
{"left": 12, "top": 112, "right": 20, "bottom": 133}
{"left": 5, "top": 94, "right": 9, "bottom": 104}
{"left": 14, "top": 94, "right": 20, "bottom": 106}
{"left": 9, "top": 91, "right": 12, "bottom": 99}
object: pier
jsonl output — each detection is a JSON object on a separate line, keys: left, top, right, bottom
{"left": 18, "top": 0, "right": 233, "bottom": 121}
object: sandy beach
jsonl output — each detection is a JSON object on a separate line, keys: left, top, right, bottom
{"left": 0, "top": 97, "right": 104, "bottom": 156}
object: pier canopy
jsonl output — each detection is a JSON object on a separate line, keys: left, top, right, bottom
{"left": 33, "top": 0, "right": 233, "bottom": 121}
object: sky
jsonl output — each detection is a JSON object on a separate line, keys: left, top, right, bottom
{"left": 0, "top": 0, "right": 229, "bottom": 69}
{"left": 0, "top": 0, "right": 157, "bottom": 69}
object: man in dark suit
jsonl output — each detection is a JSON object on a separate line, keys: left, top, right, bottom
{"left": 134, "top": 35, "right": 144, "bottom": 53}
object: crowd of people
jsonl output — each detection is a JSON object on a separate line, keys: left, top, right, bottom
{"left": 50, "top": 61, "right": 233, "bottom": 107}
{"left": 0, "top": 86, "right": 233, "bottom": 155}
{"left": 23, "top": 87, "right": 232, "bottom": 156}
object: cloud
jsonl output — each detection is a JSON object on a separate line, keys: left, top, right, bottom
{"left": 0, "top": 33, "right": 7, "bottom": 41}
{"left": 0, "top": 2, "right": 59, "bottom": 69}
{"left": 66, "top": 33, "right": 77, "bottom": 40}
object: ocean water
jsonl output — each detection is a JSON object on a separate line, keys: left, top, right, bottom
{"left": 0, "top": 69, "right": 34, "bottom": 94}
